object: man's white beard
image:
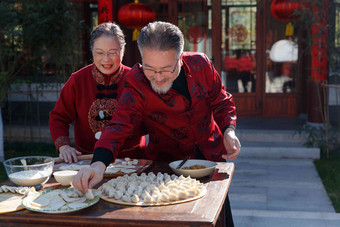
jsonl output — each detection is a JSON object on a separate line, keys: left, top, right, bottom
{"left": 151, "top": 82, "right": 173, "bottom": 94}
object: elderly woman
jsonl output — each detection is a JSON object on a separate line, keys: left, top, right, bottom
{"left": 49, "top": 22, "right": 145, "bottom": 163}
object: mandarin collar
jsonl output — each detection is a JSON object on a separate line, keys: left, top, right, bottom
{"left": 92, "top": 64, "right": 124, "bottom": 85}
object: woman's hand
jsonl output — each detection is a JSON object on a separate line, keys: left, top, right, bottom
{"left": 59, "top": 145, "right": 82, "bottom": 163}
{"left": 72, "top": 161, "right": 106, "bottom": 193}
{"left": 222, "top": 128, "right": 241, "bottom": 160}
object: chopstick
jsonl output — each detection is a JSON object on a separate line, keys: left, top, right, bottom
{"left": 176, "top": 156, "right": 189, "bottom": 169}
{"left": 176, "top": 146, "right": 198, "bottom": 169}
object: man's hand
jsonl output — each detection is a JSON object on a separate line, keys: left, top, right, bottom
{"left": 72, "top": 161, "right": 106, "bottom": 193}
{"left": 59, "top": 145, "right": 82, "bottom": 163}
{"left": 222, "top": 128, "right": 241, "bottom": 160}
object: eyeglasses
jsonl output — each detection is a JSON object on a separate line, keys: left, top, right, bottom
{"left": 143, "top": 60, "right": 179, "bottom": 76}
{"left": 93, "top": 50, "right": 121, "bottom": 59}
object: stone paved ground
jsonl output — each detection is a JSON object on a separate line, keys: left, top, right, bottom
{"left": 229, "top": 157, "right": 340, "bottom": 227}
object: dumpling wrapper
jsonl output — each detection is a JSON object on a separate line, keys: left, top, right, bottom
{"left": 121, "top": 169, "right": 136, "bottom": 173}
{"left": 30, "top": 196, "right": 50, "bottom": 208}
{"left": 105, "top": 168, "right": 120, "bottom": 173}
{"left": 30, "top": 191, "right": 58, "bottom": 208}
{"left": 60, "top": 192, "right": 82, "bottom": 203}
{"left": 67, "top": 202, "right": 88, "bottom": 209}
{"left": 113, "top": 164, "right": 136, "bottom": 169}
{"left": 48, "top": 195, "right": 66, "bottom": 210}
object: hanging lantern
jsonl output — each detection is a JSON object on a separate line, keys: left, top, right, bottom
{"left": 118, "top": 0, "right": 156, "bottom": 41}
{"left": 186, "top": 26, "right": 204, "bottom": 44}
{"left": 270, "top": 0, "right": 302, "bottom": 22}
{"left": 98, "top": 0, "right": 113, "bottom": 24}
{"left": 270, "top": 0, "right": 302, "bottom": 37}
{"left": 186, "top": 26, "right": 204, "bottom": 52}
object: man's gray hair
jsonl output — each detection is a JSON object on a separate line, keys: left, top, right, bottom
{"left": 137, "top": 21, "right": 184, "bottom": 59}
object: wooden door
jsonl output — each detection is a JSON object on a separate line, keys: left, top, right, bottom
{"left": 221, "top": 1, "right": 261, "bottom": 116}
{"left": 222, "top": 0, "right": 300, "bottom": 117}
{"left": 167, "top": 0, "right": 300, "bottom": 117}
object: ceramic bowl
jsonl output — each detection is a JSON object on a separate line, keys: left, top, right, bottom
{"left": 53, "top": 170, "right": 78, "bottom": 186}
{"left": 3, "top": 156, "right": 54, "bottom": 186}
{"left": 169, "top": 159, "right": 217, "bottom": 178}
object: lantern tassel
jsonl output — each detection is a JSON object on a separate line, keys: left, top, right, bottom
{"left": 285, "top": 22, "right": 294, "bottom": 37}
{"left": 132, "top": 29, "right": 140, "bottom": 41}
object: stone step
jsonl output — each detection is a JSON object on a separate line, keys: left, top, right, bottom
{"left": 232, "top": 209, "right": 340, "bottom": 227}
{"left": 240, "top": 142, "right": 320, "bottom": 159}
{"left": 237, "top": 129, "right": 307, "bottom": 144}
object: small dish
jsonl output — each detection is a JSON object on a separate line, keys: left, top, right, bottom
{"left": 53, "top": 170, "right": 78, "bottom": 186}
{"left": 169, "top": 159, "right": 217, "bottom": 178}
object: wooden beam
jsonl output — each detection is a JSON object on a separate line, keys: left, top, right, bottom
{"left": 211, "top": 0, "right": 222, "bottom": 74}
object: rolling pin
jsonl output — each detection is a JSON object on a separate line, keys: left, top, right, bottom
{"left": 53, "top": 154, "right": 93, "bottom": 163}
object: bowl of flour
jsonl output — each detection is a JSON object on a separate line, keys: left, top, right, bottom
{"left": 3, "top": 156, "right": 54, "bottom": 186}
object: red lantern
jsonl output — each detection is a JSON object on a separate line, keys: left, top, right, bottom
{"left": 98, "top": 0, "right": 113, "bottom": 24}
{"left": 270, "top": 0, "right": 302, "bottom": 22}
{"left": 186, "top": 26, "right": 204, "bottom": 44}
{"left": 118, "top": 0, "right": 156, "bottom": 41}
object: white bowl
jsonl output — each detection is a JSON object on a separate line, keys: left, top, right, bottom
{"left": 169, "top": 159, "right": 217, "bottom": 178}
{"left": 3, "top": 156, "right": 54, "bottom": 186}
{"left": 53, "top": 170, "right": 78, "bottom": 186}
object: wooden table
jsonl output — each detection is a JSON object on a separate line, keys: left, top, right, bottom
{"left": 0, "top": 161, "right": 234, "bottom": 227}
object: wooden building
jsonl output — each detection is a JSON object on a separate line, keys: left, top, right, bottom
{"left": 72, "top": 0, "right": 340, "bottom": 121}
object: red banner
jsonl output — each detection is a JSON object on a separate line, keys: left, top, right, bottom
{"left": 98, "top": 0, "right": 113, "bottom": 24}
{"left": 310, "top": 2, "right": 328, "bottom": 82}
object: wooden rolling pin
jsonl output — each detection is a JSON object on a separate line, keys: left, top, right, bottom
{"left": 53, "top": 154, "right": 93, "bottom": 163}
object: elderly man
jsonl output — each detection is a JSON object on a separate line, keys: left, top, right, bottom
{"left": 73, "top": 21, "right": 241, "bottom": 226}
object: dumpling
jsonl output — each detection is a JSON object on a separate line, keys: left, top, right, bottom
{"left": 127, "top": 187, "right": 136, "bottom": 196}
{"left": 160, "top": 193, "right": 169, "bottom": 202}
{"left": 178, "top": 190, "right": 189, "bottom": 200}
{"left": 156, "top": 172, "right": 164, "bottom": 181}
{"left": 143, "top": 192, "right": 153, "bottom": 203}
{"left": 147, "top": 172, "right": 156, "bottom": 181}
{"left": 168, "top": 192, "right": 178, "bottom": 201}
{"left": 136, "top": 187, "right": 143, "bottom": 197}
{"left": 107, "top": 188, "right": 115, "bottom": 198}
{"left": 85, "top": 189, "right": 94, "bottom": 200}
{"left": 187, "top": 188, "right": 199, "bottom": 197}
{"left": 158, "top": 183, "right": 167, "bottom": 191}
{"left": 171, "top": 174, "right": 178, "bottom": 180}
{"left": 121, "top": 194, "right": 131, "bottom": 203}
{"left": 131, "top": 194, "right": 139, "bottom": 203}
{"left": 139, "top": 181, "right": 148, "bottom": 189}
{"left": 152, "top": 190, "right": 161, "bottom": 203}
{"left": 114, "top": 190, "right": 124, "bottom": 200}
{"left": 164, "top": 176, "right": 172, "bottom": 184}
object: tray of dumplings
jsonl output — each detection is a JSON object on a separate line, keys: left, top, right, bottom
{"left": 54, "top": 158, "right": 153, "bottom": 178}
{"left": 99, "top": 172, "right": 207, "bottom": 206}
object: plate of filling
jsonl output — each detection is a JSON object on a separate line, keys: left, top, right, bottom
{"left": 54, "top": 158, "right": 153, "bottom": 178}
{"left": 22, "top": 188, "right": 100, "bottom": 214}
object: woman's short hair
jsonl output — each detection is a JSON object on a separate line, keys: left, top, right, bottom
{"left": 137, "top": 21, "right": 184, "bottom": 59}
{"left": 89, "top": 22, "right": 126, "bottom": 52}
